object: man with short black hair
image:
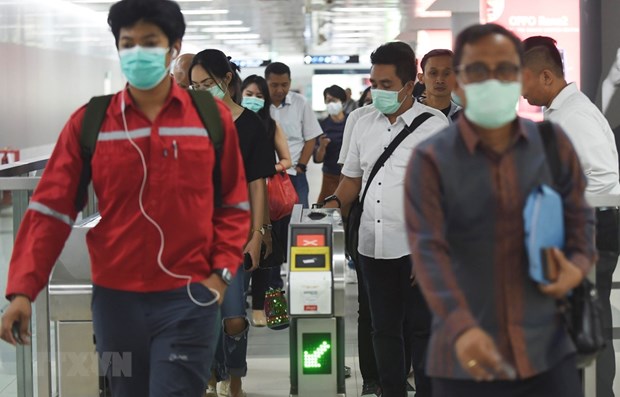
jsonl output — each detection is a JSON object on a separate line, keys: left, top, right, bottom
{"left": 417, "top": 49, "right": 460, "bottom": 121}
{"left": 325, "top": 41, "right": 448, "bottom": 397}
{"left": 406, "top": 24, "right": 595, "bottom": 397}
{"left": 265, "top": 61, "right": 322, "bottom": 208}
{"left": 0, "top": 1, "right": 249, "bottom": 396}
{"left": 522, "top": 35, "right": 620, "bottom": 397}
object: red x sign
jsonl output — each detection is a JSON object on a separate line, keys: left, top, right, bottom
{"left": 296, "top": 234, "right": 325, "bottom": 247}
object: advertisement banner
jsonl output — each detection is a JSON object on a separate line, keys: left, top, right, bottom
{"left": 480, "top": 0, "right": 580, "bottom": 120}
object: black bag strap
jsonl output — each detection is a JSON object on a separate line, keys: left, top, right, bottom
{"left": 189, "top": 90, "right": 225, "bottom": 207}
{"left": 537, "top": 120, "right": 562, "bottom": 187}
{"left": 75, "top": 94, "right": 114, "bottom": 211}
{"left": 359, "top": 112, "right": 433, "bottom": 205}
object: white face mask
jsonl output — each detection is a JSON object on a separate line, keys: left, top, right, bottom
{"left": 326, "top": 101, "right": 343, "bottom": 116}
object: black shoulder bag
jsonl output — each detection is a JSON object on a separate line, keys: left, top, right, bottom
{"left": 538, "top": 120, "right": 605, "bottom": 368}
{"left": 345, "top": 112, "right": 433, "bottom": 264}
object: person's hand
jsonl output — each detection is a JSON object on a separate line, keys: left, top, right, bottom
{"left": 243, "top": 232, "right": 262, "bottom": 271}
{"left": 538, "top": 248, "right": 583, "bottom": 299}
{"left": 319, "top": 135, "right": 331, "bottom": 148}
{"left": 295, "top": 165, "right": 306, "bottom": 174}
{"left": 1, "top": 296, "right": 32, "bottom": 345}
{"left": 201, "top": 274, "right": 227, "bottom": 305}
{"left": 262, "top": 229, "right": 273, "bottom": 260}
{"left": 455, "top": 327, "right": 504, "bottom": 381}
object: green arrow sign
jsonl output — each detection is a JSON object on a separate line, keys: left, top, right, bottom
{"left": 303, "top": 341, "right": 331, "bottom": 368}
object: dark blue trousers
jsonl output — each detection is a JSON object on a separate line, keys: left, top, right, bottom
{"left": 92, "top": 283, "right": 220, "bottom": 397}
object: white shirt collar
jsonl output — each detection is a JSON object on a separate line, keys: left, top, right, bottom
{"left": 548, "top": 82, "right": 578, "bottom": 111}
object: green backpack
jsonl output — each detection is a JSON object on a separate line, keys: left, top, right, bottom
{"left": 74, "top": 90, "right": 224, "bottom": 211}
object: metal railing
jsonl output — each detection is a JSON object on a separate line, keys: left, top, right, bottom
{"left": 0, "top": 155, "right": 97, "bottom": 397}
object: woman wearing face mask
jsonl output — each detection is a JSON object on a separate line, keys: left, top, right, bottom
{"left": 240, "top": 75, "right": 292, "bottom": 174}
{"left": 314, "top": 85, "right": 347, "bottom": 203}
{"left": 189, "top": 50, "right": 274, "bottom": 397}
{"left": 239, "top": 74, "right": 293, "bottom": 328}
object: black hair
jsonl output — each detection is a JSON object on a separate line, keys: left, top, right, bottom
{"left": 453, "top": 23, "right": 524, "bottom": 69}
{"left": 357, "top": 86, "right": 372, "bottom": 107}
{"left": 189, "top": 49, "right": 241, "bottom": 96}
{"left": 108, "top": 0, "right": 185, "bottom": 48}
{"left": 323, "top": 85, "right": 347, "bottom": 103}
{"left": 264, "top": 62, "right": 291, "bottom": 79}
{"left": 413, "top": 81, "right": 425, "bottom": 98}
{"left": 522, "top": 36, "right": 565, "bottom": 77}
{"left": 420, "top": 49, "right": 454, "bottom": 72}
{"left": 370, "top": 41, "right": 416, "bottom": 85}
{"left": 241, "top": 75, "right": 277, "bottom": 142}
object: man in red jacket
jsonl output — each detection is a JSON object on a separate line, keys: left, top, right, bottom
{"left": 0, "top": 1, "right": 250, "bottom": 396}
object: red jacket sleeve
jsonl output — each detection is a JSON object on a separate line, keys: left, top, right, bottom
{"left": 6, "top": 107, "right": 87, "bottom": 301}
{"left": 209, "top": 100, "right": 250, "bottom": 276}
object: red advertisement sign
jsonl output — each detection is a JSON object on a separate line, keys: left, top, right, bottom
{"left": 480, "top": 0, "right": 580, "bottom": 120}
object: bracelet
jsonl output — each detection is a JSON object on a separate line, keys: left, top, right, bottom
{"left": 323, "top": 194, "right": 342, "bottom": 208}
{"left": 296, "top": 163, "right": 307, "bottom": 172}
{"left": 263, "top": 224, "right": 273, "bottom": 230}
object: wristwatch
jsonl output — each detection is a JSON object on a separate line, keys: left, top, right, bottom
{"left": 296, "top": 163, "right": 307, "bottom": 173}
{"left": 323, "top": 194, "right": 342, "bottom": 208}
{"left": 252, "top": 226, "right": 265, "bottom": 236}
{"left": 263, "top": 224, "right": 273, "bottom": 231}
{"left": 212, "top": 268, "right": 232, "bottom": 286}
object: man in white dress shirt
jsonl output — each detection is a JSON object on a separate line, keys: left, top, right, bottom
{"left": 265, "top": 62, "right": 323, "bottom": 208}
{"left": 324, "top": 42, "right": 449, "bottom": 397}
{"left": 522, "top": 35, "right": 620, "bottom": 397}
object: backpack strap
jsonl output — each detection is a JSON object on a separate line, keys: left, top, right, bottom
{"left": 537, "top": 120, "right": 562, "bottom": 187}
{"left": 75, "top": 94, "right": 113, "bottom": 211}
{"left": 188, "top": 90, "right": 224, "bottom": 207}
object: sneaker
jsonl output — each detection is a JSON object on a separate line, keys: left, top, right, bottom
{"left": 406, "top": 380, "right": 415, "bottom": 396}
{"left": 361, "top": 381, "right": 381, "bottom": 396}
{"left": 344, "top": 365, "right": 351, "bottom": 378}
{"left": 218, "top": 380, "right": 230, "bottom": 397}
{"left": 205, "top": 385, "right": 217, "bottom": 397}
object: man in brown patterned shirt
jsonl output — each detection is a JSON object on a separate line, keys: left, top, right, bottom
{"left": 404, "top": 23, "right": 596, "bottom": 397}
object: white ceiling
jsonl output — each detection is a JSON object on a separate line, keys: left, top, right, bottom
{"left": 0, "top": 0, "right": 451, "bottom": 60}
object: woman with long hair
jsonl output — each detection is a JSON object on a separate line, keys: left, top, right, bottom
{"left": 190, "top": 49, "right": 274, "bottom": 397}
{"left": 240, "top": 75, "right": 292, "bottom": 327}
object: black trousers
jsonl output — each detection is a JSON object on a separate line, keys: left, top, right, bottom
{"left": 355, "top": 256, "right": 380, "bottom": 384}
{"left": 360, "top": 254, "right": 432, "bottom": 397}
{"left": 432, "top": 355, "right": 582, "bottom": 397}
{"left": 595, "top": 208, "right": 619, "bottom": 397}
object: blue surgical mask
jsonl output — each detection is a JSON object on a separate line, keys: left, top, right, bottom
{"left": 207, "top": 83, "right": 227, "bottom": 100}
{"left": 242, "top": 96, "right": 265, "bottom": 112}
{"left": 119, "top": 46, "right": 169, "bottom": 90}
{"left": 462, "top": 79, "right": 521, "bottom": 129}
{"left": 371, "top": 86, "right": 406, "bottom": 115}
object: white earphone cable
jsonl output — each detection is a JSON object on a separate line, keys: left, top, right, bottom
{"left": 120, "top": 91, "right": 219, "bottom": 307}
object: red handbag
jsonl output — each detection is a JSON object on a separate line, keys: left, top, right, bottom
{"left": 267, "top": 171, "right": 298, "bottom": 221}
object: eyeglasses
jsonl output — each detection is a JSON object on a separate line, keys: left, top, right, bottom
{"left": 190, "top": 78, "right": 217, "bottom": 91}
{"left": 456, "top": 62, "right": 520, "bottom": 83}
